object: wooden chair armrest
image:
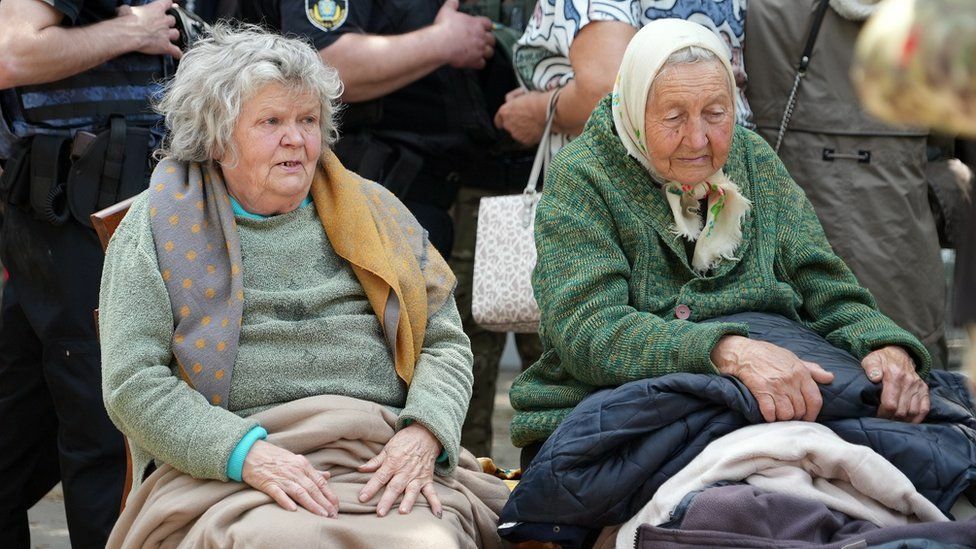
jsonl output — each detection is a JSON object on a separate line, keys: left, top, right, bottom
{"left": 91, "top": 196, "right": 137, "bottom": 253}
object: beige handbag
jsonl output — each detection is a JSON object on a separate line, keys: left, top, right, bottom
{"left": 472, "top": 90, "right": 560, "bottom": 333}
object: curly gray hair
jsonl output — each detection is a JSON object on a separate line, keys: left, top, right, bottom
{"left": 154, "top": 23, "right": 343, "bottom": 163}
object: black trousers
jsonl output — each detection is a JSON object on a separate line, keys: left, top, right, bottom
{"left": 0, "top": 206, "right": 125, "bottom": 549}
{"left": 955, "top": 194, "right": 976, "bottom": 325}
{"left": 519, "top": 440, "right": 545, "bottom": 472}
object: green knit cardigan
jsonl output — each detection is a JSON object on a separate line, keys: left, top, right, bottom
{"left": 509, "top": 97, "right": 931, "bottom": 448}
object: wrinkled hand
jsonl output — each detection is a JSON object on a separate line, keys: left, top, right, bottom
{"left": 434, "top": 0, "right": 495, "bottom": 69}
{"left": 494, "top": 88, "right": 550, "bottom": 146}
{"left": 861, "top": 345, "right": 929, "bottom": 423}
{"left": 358, "top": 423, "right": 443, "bottom": 517}
{"left": 242, "top": 440, "right": 339, "bottom": 518}
{"left": 117, "top": 0, "right": 182, "bottom": 59}
{"left": 712, "top": 335, "right": 835, "bottom": 422}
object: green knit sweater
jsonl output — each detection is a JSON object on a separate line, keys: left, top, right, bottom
{"left": 510, "top": 97, "right": 931, "bottom": 448}
{"left": 99, "top": 194, "right": 473, "bottom": 497}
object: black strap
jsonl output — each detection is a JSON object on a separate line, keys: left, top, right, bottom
{"left": 773, "top": 0, "right": 832, "bottom": 153}
{"left": 99, "top": 116, "right": 126, "bottom": 210}
{"left": 22, "top": 100, "right": 155, "bottom": 125}
{"left": 18, "top": 64, "right": 160, "bottom": 124}
{"left": 798, "top": 0, "right": 832, "bottom": 74}
{"left": 24, "top": 71, "right": 161, "bottom": 93}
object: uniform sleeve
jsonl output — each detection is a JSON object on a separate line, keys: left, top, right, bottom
{"left": 278, "top": 0, "right": 372, "bottom": 51}
{"left": 395, "top": 293, "right": 474, "bottom": 476}
{"left": 99, "top": 193, "right": 258, "bottom": 481}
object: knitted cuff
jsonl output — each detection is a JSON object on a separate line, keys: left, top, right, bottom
{"left": 226, "top": 426, "right": 268, "bottom": 482}
{"left": 683, "top": 321, "right": 750, "bottom": 373}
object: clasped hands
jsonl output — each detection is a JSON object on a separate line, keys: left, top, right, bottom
{"left": 711, "top": 335, "right": 929, "bottom": 424}
{"left": 240, "top": 423, "right": 443, "bottom": 518}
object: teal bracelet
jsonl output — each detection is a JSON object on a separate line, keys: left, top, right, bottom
{"left": 227, "top": 426, "right": 268, "bottom": 482}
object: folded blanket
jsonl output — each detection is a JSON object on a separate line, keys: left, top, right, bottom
{"left": 616, "top": 422, "right": 948, "bottom": 549}
{"left": 634, "top": 485, "right": 976, "bottom": 549}
{"left": 499, "top": 313, "right": 976, "bottom": 547}
{"left": 108, "top": 395, "right": 510, "bottom": 548}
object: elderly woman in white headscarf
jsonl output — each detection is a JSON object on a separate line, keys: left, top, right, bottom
{"left": 98, "top": 25, "right": 508, "bottom": 548}
{"left": 509, "top": 19, "right": 933, "bottom": 467}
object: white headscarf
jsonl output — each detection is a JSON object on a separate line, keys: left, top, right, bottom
{"left": 611, "top": 19, "right": 751, "bottom": 274}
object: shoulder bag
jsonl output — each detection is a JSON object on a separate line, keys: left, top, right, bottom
{"left": 471, "top": 89, "right": 560, "bottom": 333}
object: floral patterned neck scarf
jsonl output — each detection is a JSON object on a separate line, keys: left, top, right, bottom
{"left": 662, "top": 171, "right": 750, "bottom": 273}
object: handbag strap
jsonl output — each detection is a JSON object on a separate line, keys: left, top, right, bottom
{"left": 773, "top": 0, "right": 831, "bottom": 153}
{"left": 523, "top": 87, "right": 562, "bottom": 194}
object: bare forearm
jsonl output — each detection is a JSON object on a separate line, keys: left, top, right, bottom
{"left": 552, "top": 78, "right": 603, "bottom": 137}
{"left": 0, "top": 0, "right": 179, "bottom": 89}
{"left": 0, "top": 19, "right": 140, "bottom": 88}
{"left": 554, "top": 20, "right": 635, "bottom": 135}
{"left": 321, "top": 29, "right": 448, "bottom": 103}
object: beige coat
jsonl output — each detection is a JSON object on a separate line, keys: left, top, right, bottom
{"left": 745, "top": 0, "right": 946, "bottom": 361}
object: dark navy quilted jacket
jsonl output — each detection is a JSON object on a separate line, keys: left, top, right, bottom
{"left": 498, "top": 314, "right": 976, "bottom": 547}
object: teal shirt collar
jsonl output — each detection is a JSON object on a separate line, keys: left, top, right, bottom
{"left": 230, "top": 195, "right": 313, "bottom": 220}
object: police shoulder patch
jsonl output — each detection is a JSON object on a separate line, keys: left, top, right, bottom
{"left": 306, "top": 0, "right": 348, "bottom": 32}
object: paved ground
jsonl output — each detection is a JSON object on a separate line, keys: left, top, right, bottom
{"left": 26, "top": 485, "right": 67, "bottom": 549}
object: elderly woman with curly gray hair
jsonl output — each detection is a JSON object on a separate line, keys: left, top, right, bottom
{"left": 98, "top": 25, "right": 508, "bottom": 548}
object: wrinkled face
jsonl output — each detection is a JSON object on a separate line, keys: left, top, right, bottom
{"left": 643, "top": 61, "right": 734, "bottom": 184}
{"left": 219, "top": 83, "right": 322, "bottom": 214}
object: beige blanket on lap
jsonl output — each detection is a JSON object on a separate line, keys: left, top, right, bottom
{"left": 108, "top": 395, "right": 510, "bottom": 548}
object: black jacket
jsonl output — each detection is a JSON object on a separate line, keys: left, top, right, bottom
{"left": 499, "top": 313, "right": 976, "bottom": 547}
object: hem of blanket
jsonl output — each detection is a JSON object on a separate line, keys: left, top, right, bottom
{"left": 681, "top": 321, "right": 750, "bottom": 373}
{"left": 396, "top": 414, "right": 458, "bottom": 476}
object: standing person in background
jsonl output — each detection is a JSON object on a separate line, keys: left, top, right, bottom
{"left": 494, "top": 0, "right": 752, "bottom": 151}
{"left": 0, "top": 0, "right": 179, "bottom": 546}
{"left": 746, "top": 0, "right": 948, "bottom": 368}
{"left": 452, "top": 0, "right": 544, "bottom": 459}
{"left": 852, "top": 0, "right": 976, "bottom": 379}
{"left": 239, "top": 0, "right": 496, "bottom": 258}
